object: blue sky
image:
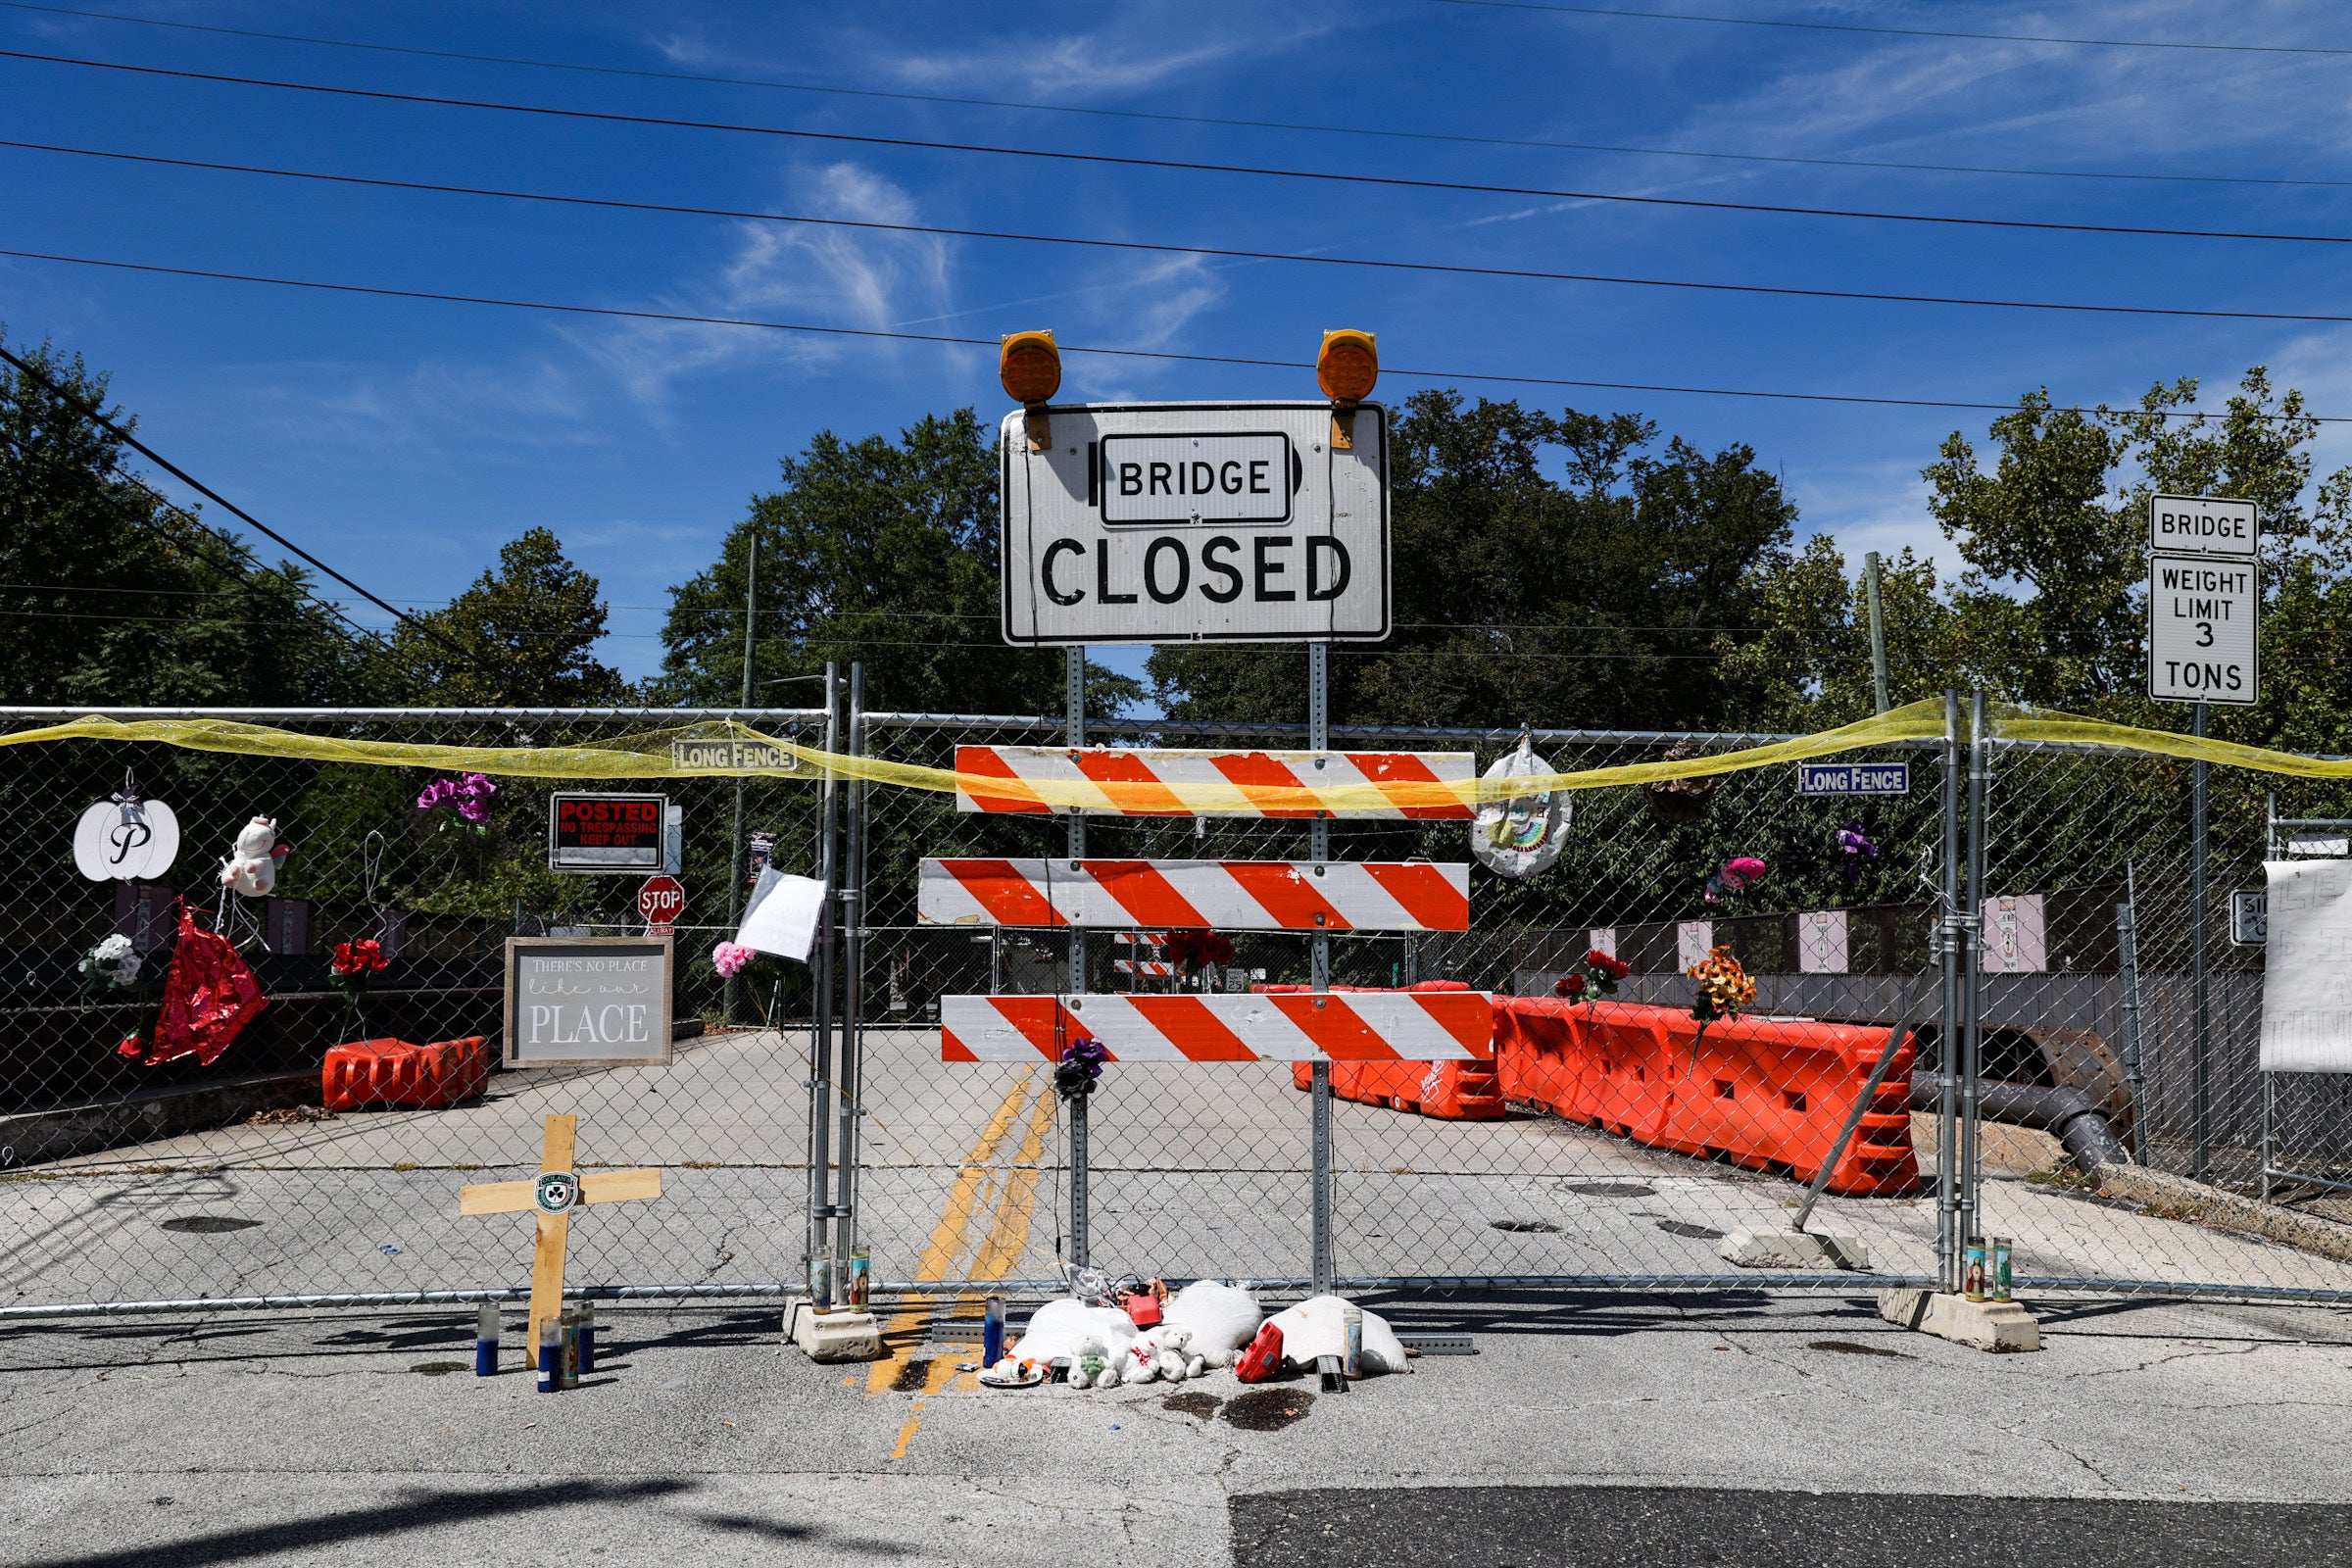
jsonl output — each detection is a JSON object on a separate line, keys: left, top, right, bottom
{"left": 5, "top": 1, "right": 2351, "bottom": 710}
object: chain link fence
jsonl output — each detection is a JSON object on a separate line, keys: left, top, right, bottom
{"left": 4, "top": 698, "right": 2351, "bottom": 1318}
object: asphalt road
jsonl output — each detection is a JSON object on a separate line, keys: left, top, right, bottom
{"left": 9, "top": 1290, "right": 2352, "bottom": 1566}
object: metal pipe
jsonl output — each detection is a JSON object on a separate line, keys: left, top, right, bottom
{"left": 833, "top": 663, "right": 867, "bottom": 1278}
{"left": 1962, "top": 689, "right": 1987, "bottom": 1263}
{"left": 1065, "top": 645, "right": 1091, "bottom": 1271}
{"left": 1308, "top": 640, "right": 1334, "bottom": 1297}
{"left": 1936, "top": 691, "right": 1961, "bottom": 1288}
{"left": 2117, "top": 861, "right": 2148, "bottom": 1166}
{"left": 0, "top": 705, "right": 825, "bottom": 721}
{"left": 2192, "top": 700, "right": 2211, "bottom": 1180}
{"left": 1794, "top": 970, "right": 1933, "bottom": 1233}
{"left": 805, "top": 663, "right": 841, "bottom": 1279}
{"left": 30, "top": 1272, "right": 2352, "bottom": 1322}
{"left": 1905, "top": 1077, "right": 2131, "bottom": 1174}
{"left": 1864, "top": 550, "right": 1890, "bottom": 715}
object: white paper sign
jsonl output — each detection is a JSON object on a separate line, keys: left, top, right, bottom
{"left": 2260, "top": 859, "right": 2352, "bottom": 1073}
{"left": 737, "top": 867, "right": 826, "bottom": 961}
{"left": 1677, "top": 920, "right": 1714, "bottom": 970}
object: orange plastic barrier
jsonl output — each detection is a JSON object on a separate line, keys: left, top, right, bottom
{"left": 322, "top": 1036, "right": 490, "bottom": 1112}
{"left": 1265, "top": 983, "right": 1502, "bottom": 1119}
{"left": 1493, "top": 1000, "right": 1917, "bottom": 1197}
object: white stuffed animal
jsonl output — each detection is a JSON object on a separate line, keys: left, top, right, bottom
{"left": 220, "top": 816, "right": 278, "bottom": 898}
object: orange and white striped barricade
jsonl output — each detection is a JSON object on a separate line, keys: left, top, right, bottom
{"left": 918, "top": 857, "right": 1470, "bottom": 932}
{"left": 941, "top": 989, "right": 1493, "bottom": 1064}
{"left": 952, "top": 746, "right": 1475, "bottom": 817}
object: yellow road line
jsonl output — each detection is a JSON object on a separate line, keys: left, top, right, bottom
{"left": 864, "top": 1072, "right": 1037, "bottom": 1396}
{"left": 882, "top": 1085, "right": 1065, "bottom": 1462}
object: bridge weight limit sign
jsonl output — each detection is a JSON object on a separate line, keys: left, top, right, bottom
{"left": 2147, "top": 493, "right": 2258, "bottom": 707}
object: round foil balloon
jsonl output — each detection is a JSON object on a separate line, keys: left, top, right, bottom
{"left": 1471, "top": 740, "right": 1569, "bottom": 878}
{"left": 73, "top": 797, "right": 180, "bottom": 881}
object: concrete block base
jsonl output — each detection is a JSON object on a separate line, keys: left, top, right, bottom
{"left": 1718, "top": 1226, "right": 1870, "bottom": 1270}
{"left": 786, "top": 1300, "right": 883, "bottom": 1363}
{"left": 1878, "top": 1288, "right": 2041, "bottom": 1352}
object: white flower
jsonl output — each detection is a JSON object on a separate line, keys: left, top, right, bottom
{"left": 92, "top": 934, "right": 134, "bottom": 962}
{"left": 112, "top": 952, "right": 142, "bottom": 985}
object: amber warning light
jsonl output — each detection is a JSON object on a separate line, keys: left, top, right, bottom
{"left": 1001, "top": 329, "right": 1061, "bottom": 450}
{"left": 1317, "top": 329, "right": 1378, "bottom": 449}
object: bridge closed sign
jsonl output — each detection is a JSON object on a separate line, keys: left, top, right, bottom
{"left": 1000, "top": 402, "right": 1390, "bottom": 645}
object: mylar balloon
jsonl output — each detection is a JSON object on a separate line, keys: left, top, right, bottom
{"left": 1471, "top": 739, "right": 1569, "bottom": 878}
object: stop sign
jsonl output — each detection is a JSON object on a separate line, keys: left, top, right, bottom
{"left": 637, "top": 874, "right": 685, "bottom": 932}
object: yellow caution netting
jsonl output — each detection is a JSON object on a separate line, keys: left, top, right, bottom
{"left": 0, "top": 701, "right": 2342, "bottom": 812}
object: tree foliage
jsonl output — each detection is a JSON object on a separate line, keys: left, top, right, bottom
{"left": 658, "top": 409, "right": 1136, "bottom": 716}
{"left": 392, "top": 526, "right": 625, "bottom": 706}
{"left": 1148, "top": 391, "right": 1801, "bottom": 730}
{"left": 0, "top": 332, "right": 377, "bottom": 706}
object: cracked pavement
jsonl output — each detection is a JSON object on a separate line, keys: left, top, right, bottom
{"left": 8, "top": 1289, "right": 2352, "bottom": 1565}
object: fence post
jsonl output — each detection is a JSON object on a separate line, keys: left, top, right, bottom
{"left": 1308, "top": 640, "right": 1334, "bottom": 1298}
{"left": 1960, "top": 689, "right": 1988, "bottom": 1263}
{"left": 832, "top": 663, "right": 867, "bottom": 1281}
{"left": 805, "top": 663, "right": 841, "bottom": 1285}
{"left": 1936, "top": 691, "right": 1961, "bottom": 1289}
{"left": 1065, "top": 646, "right": 1090, "bottom": 1271}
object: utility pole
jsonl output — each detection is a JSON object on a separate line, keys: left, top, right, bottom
{"left": 724, "top": 533, "right": 759, "bottom": 1023}
{"left": 1864, "top": 551, "right": 1891, "bottom": 715}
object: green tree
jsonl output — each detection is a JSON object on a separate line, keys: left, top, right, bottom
{"left": 0, "top": 332, "right": 377, "bottom": 705}
{"left": 658, "top": 409, "right": 1136, "bottom": 715}
{"left": 1149, "top": 391, "right": 1800, "bottom": 729}
{"left": 1715, "top": 541, "right": 1954, "bottom": 729}
{"left": 393, "top": 527, "right": 626, "bottom": 706}
{"left": 1923, "top": 368, "right": 2352, "bottom": 743}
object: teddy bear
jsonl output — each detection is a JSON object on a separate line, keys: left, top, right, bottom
{"left": 219, "top": 816, "right": 279, "bottom": 899}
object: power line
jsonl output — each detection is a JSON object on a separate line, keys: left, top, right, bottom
{"left": 0, "top": 339, "right": 480, "bottom": 662}
{"left": 1417, "top": 0, "right": 2352, "bottom": 56}
{"left": 33, "top": 137, "right": 2352, "bottom": 332}
{"left": 7, "top": 46, "right": 2350, "bottom": 248}
{"left": 11, "top": 246, "right": 2352, "bottom": 424}
{"left": 0, "top": 0, "right": 2339, "bottom": 191}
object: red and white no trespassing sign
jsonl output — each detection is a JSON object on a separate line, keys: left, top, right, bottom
{"left": 919, "top": 858, "right": 1471, "bottom": 932}
{"left": 941, "top": 991, "right": 1494, "bottom": 1064}
{"left": 953, "top": 746, "right": 1475, "bottom": 818}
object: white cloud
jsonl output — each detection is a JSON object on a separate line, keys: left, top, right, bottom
{"left": 571, "top": 162, "right": 959, "bottom": 411}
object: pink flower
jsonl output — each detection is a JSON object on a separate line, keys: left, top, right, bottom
{"left": 711, "top": 942, "right": 755, "bottom": 978}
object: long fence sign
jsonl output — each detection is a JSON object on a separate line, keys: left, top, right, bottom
{"left": 941, "top": 991, "right": 1494, "bottom": 1063}
{"left": 952, "top": 746, "right": 1475, "bottom": 818}
{"left": 918, "top": 858, "right": 1472, "bottom": 931}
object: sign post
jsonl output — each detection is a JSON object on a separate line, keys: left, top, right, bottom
{"left": 2146, "top": 493, "right": 2260, "bottom": 1180}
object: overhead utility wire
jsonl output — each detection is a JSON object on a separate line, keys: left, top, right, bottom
{"left": 8, "top": 246, "right": 2348, "bottom": 423}
{"left": 18, "top": 139, "right": 2352, "bottom": 326}
{"left": 10, "top": 220, "right": 2351, "bottom": 327}
{"left": 6, "top": 47, "right": 2348, "bottom": 247}
{"left": 0, "top": 2, "right": 2334, "bottom": 191}
{"left": 0, "top": 340, "right": 477, "bottom": 659}
{"left": 1418, "top": 0, "right": 2352, "bottom": 56}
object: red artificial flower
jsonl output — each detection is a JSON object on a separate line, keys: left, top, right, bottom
{"left": 1554, "top": 972, "right": 1587, "bottom": 999}
{"left": 332, "top": 939, "right": 389, "bottom": 977}
{"left": 1587, "top": 949, "right": 1632, "bottom": 981}
{"left": 1162, "top": 930, "right": 1237, "bottom": 973}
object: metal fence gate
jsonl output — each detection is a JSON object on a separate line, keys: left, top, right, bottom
{"left": 4, "top": 694, "right": 2351, "bottom": 1320}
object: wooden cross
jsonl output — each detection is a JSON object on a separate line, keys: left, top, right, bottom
{"left": 459, "top": 1113, "right": 662, "bottom": 1354}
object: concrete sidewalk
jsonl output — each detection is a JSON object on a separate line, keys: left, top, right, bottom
{"left": 6, "top": 1288, "right": 2352, "bottom": 1566}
